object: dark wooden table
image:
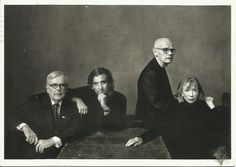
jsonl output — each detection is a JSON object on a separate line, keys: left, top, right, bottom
{"left": 57, "top": 128, "right": 170, "bottom": 159}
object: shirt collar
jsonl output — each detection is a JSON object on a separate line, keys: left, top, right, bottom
{"left": 51, "top": 100, "right": 62, "bottom": 106}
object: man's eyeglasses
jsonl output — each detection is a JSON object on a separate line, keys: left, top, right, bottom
{"left": 155, "top": 48, "right": 176, "bottom": 54}
{"left": 49, "top": 83, "right": 67, "bottom": 89}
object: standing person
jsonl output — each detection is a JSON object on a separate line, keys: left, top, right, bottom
{"left": 135, "top": 37, "right": 177, "bottom": 130}
{"left": 126, "top": 76, "right": 229, "bottom": 159}
{"left": 7, "top": 71, "right": 83, "bottom": 159}
{"left": 68, "top": 67, "right": 127, "bottom": 133}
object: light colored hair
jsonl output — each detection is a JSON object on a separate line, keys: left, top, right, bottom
{"left": 46, "top": 71, "right": 68, "bottom": 85}
{"left": 175, "top": 76, "right": 205, "bottom": 102}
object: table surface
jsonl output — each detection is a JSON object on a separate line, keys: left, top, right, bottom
{"left": 57, "top": 128, "right": 170, "bottom": 159}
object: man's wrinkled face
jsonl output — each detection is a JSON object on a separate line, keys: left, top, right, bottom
{"left": 46, "top": 75, "right": 67, "bottom": 103}
{"left": 153, "top": 39, "right": 176, "bottom": 66}
{"left": 92, "top": 74, "right": 109, "bottom": 95}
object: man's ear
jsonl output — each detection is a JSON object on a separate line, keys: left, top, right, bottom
{"left": 153, "top": 48, "right": 158, "bottom": 57}
{"left": 152, "top": 48, "right": 156, "bottom": 55}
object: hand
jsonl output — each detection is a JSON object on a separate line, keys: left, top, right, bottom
{"left": 205, "top": 96, "right": 215, "bottom": 109}
{"left": 98, "top": 94, "right": 110, "bottom": 111}
{"left": 35, "top": 138, "right": 55, "bottom": 153}
{"left": 22, "top": 125, "right": 38, "bottom": 145}
{"left": 125, "top": 137, "right": 143, "bottom": 147}
{"left": 176, "top": 95, "right": 184, "bottom": 103}
{"left": 104, "top": 111, "right": 110, "bottom": 116}
{"left": 72, "top": 97, "right": 88, "bottom": 114}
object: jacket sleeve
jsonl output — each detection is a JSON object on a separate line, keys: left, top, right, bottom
{"left": 103, "top": 94, "right": 127, "bottom": 130}
{"left": 139, "top": 71, "right": 177, "bottom": 112}
{"left": 57, "top": 109, "right": 83, "bottom": 143}
{"left": 139, "top": 128, "right": 160, "bottom": 143}
{"left": 7, "top": 97, "right": 33, "bottom": 132}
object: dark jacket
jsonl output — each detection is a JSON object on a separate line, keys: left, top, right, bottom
{"left": 136, "top": 58, "right": 176, "bottom": 128}
{"left": 7, "top": 93, "right": 82, "bottom": 159}
{"left": 68, "top": 86, "right": 127, "bottom": 133}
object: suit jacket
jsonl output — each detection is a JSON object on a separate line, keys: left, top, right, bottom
{"left": 7, "top": 93, "right": 82, "bottom": 159}
{"left": 135, "top": 58, "right": 176, "bottom": 128}
{"left": 68, "top": 86, "right": 127, "bottom": 133}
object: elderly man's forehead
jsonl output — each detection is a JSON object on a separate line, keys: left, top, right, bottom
{"left": 47, "top": 74, "right": 66, "bottom": 82}
{"left": 154, "top": 38, "right": 173, "bottom": 48}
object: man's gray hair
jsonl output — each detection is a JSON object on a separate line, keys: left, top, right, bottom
{"left": 46, "top": 71, "right": 68, "bottom": 85}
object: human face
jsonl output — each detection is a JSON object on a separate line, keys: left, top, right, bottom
{"left": 153, "top": 38, "right": 175, "bottom": 67}
{"left": 92, "top": 74, "right": 109, "bottom": 95}
{"left": 46, "top": 75, "right": 67, "bottom": 103}
{"left": 181, "top": 83, "right": 199, "bottom": 104}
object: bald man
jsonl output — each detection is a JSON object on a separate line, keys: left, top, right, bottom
{"left": 133, "top": 38, "right": 178, "bottom": 143}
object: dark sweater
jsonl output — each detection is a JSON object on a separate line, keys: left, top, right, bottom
{"left": 140, "top": 100, "right": 228, "bottom": 159}
{"left": 68, "top": 86, "right": 127, "bottom": 133}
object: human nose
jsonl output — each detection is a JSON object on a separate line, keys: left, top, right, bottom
{"left": 55, "top": 85, "right": 62, "bottom": 90}
{"left": 167, "top": 50, "right": 174, "bottom": 55}
{"left": 189, "top": 91, "right": 194, "bottom": 96}
{"left": 97, "top": 83, "right": 102, "bottom": 89}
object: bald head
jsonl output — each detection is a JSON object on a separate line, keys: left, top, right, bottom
{"left": 153, "top": 38, "right": 174, "bottom": 48}
{"left": 153, "top": 38, "right": 176, "bottom": 67}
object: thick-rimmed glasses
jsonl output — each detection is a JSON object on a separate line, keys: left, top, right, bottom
{"left": 49, "top": 83, "right": 67, "bottom": 89}
{"left": 155, "top": 48, "right": 176, "bottom": 54}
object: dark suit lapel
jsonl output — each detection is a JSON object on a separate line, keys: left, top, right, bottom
{"left": 40, "top": 94, "right": 55, "bottom": 133}
{"left": 57, "top": 99, "right": 72, "bottom": 131}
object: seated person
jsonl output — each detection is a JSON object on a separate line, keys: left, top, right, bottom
{"left": 68, "top": 67, "right": 127, "bottom": 133}
{"left": 6, "top": 71, "right": 83, "bottom": 159}
{"left": 126, "top": 76, "right": 229, "bottom": 159}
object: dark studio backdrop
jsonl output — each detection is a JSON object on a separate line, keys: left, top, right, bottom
{"left": 5, "top": 5, "right": 231, "bottom": 116}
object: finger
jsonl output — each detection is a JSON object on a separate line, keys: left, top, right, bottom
{"left": 125, "top": 142, "right": 130, "bottom": 147}
{"left": 81, "top": 108, "right": 85, "bottom": 114}
{"left": 25, "top": 132, "right": 30, "bottom": 142}
{"left": 126, "top": 140, "right": 133, "bottom": 147}
{"left": 134, "top": 143, "right": 139, "bottom": 147}
{"left": 35, "top": 144, "right": 40, "bottom": 153}
{"left": 39, "top": 146, "right": 44, "bottom": 153}
{"left": 29, "top": 136, "right": 34, "bottom": 144}
{"left": 85, "top": 108, "right": 88, "bottom": 114}
{"left": 30, "top": 135, "right": 36, "bottom": 144}
{"left": 27, "top": 136, "right": 32, "bottom": 144}
{"left": 125, "top": 140, "right": 131, "bottom": 146}
{"left": 34, "top": 136, "right": 39, "bottom": 145}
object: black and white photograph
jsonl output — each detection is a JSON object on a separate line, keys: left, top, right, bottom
{"left": 0, "top": 0, "right": 235, "bottom": 166}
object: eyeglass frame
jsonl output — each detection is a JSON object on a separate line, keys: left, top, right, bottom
{"left": 48, "top": 83, "right": 67, "bottom": 89}
{"left": 155, "top": 48, "right": 176, "bottom": 54}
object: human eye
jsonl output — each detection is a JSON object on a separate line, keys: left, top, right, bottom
{"left": 93, "top": 82, "right": 98, "bottom": 86}
{"left": 60, "top": 83, "right": 67, "bottom": 88}
{"left": 49, "top": 83, "right": 58, "bottom": 89}
{"left": 183, "top": 88, "right": 189, "bottom": 92}
{"left": 162, "top": 48, "right": 168, "bottom": 52}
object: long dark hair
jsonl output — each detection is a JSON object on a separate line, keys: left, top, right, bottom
{"left": 87, "top": 67, "right": 114, "bottom": 91}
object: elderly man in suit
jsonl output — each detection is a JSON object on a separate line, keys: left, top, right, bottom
{"left": 7, "top": 71, "right": 82, "bottom": 159}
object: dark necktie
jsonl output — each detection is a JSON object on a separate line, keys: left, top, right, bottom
{"left": 52, "top": 103, "right": 59, "bottom": 122}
